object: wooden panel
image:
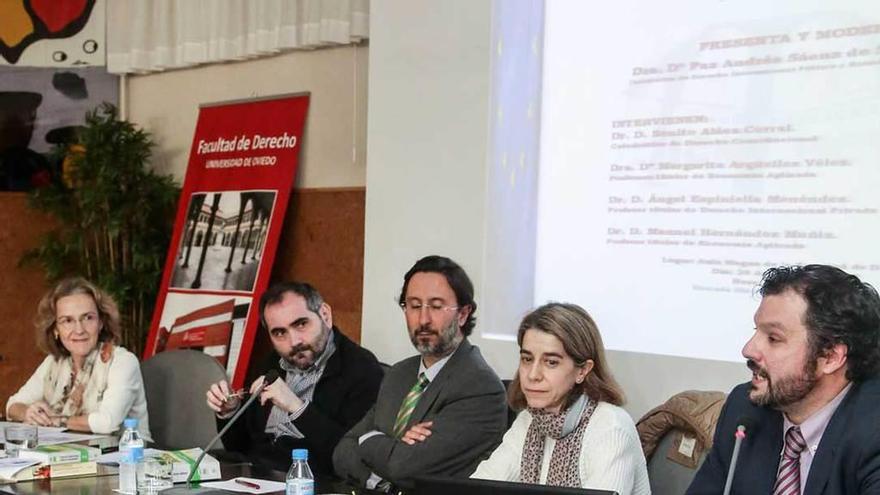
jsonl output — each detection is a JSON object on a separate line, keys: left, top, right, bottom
{"left": 0, "top": 193, "right": 54, "bottom": 413}
{"left": 275, "top": 187, "right": 365, "bottom": 339}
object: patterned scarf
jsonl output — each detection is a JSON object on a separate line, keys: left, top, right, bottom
{"left": 42, "top": 341, "right": 115, "bottom": 418}
{"left": 265, "top": 334, "right": 336, "bottom": 439}
{"left": 520, "top": 395, "right": 597, "bottom": 487}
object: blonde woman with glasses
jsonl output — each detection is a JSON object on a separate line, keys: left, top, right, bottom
{"left": 6, "top": 277, "right": 151, "bottom": 439}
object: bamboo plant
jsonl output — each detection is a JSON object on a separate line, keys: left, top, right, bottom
{"left": 22, "top": 103, "right": 179, "bottom": 357}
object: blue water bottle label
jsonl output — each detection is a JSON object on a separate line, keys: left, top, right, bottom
{"left": 286, "top": 479, "right": 314, "bottom": 495}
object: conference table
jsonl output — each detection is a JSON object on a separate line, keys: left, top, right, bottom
{"left": 0, "top": 424, "right": 367, "bottom": 494}
{"left": 2, "top": 461, "right": 361, "bottom": 494}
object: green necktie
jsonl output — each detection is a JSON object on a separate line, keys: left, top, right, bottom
{"left": 392, "top": 373, "right": 430, "bottom": 438}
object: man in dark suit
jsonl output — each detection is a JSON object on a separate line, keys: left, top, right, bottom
{"left": 688, "top": 264, "right": 880, "bottom": 495}
{"left": 333, "top": 255, "right": 508, "bottom": 490}
{"left": 205, "top": 281, "right": 384, "bottom": 475}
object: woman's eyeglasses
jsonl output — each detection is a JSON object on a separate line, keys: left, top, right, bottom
{"left": 56, "top": 312, "right": 100, "bottom": 331}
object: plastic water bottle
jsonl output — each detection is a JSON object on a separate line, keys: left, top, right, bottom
{"left": 119, "top": 418, "right": 145, "bottom": 457}
{"left": 119, "top": 445, "right": 143, "bottom": 494}
{"left": 285, "top": 449, "right": 314, "bottom": 495}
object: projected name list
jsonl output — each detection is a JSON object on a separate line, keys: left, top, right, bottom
{"left": 536, "top": 1, "right": 880, "bottom": 361}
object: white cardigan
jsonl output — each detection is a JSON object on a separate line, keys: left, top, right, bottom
{"left": 6, "top": 346, "right": 152, "bottom": 441}
{"left": 471, "top": 401, "right": 651, "bottom": 495}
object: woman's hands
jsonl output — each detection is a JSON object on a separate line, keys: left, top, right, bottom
{"left": 23, "top": 400, "right": 54, "bottom": 426}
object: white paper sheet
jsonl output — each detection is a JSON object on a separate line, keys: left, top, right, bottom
{"left": 0, "top": 458, "right": 40, "bottom": 482}
{"left": 0, "top": 421, "right": 65, "bottom": 444}
{"left": 199, "top": 477, "right": 286, "bottom": 494}
{"left": 36, "top": 431, "right": 109, "bottom": 446}
{"left": 96, "top": 448, "right": 165, "bottom": 465}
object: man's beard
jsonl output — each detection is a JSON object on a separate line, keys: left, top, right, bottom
{"left": 285, "top": 323, "right": 332, "bottom": 370}
{"left": 410, "top": 317, "right": 462, "bottom": 358}
{"left": 747, "top": 357, "right": 818, "bottom": 409}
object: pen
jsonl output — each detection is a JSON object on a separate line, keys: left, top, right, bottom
{"left": 234, "top": 478, "right": 261, "bottom": 490}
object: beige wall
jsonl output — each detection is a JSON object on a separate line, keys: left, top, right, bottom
{"left": 126, "top": 44, "right": 369, "bottom": 188}
{"left": 362, "top": 0, "right": 494, "bottom": 366}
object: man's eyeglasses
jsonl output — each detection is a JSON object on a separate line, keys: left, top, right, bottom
{"left": 56, "top": 312, "right": 100, "bottom": 331}
{"left": 399, "top": 301, "right": 460, "bottom": 316}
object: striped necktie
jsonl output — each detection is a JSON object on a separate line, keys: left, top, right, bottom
{"left": 392, "top": 373, "right": 430, "bottom": 438}
{"left": 773, "top": 426, "right": 807, "bottom": 495}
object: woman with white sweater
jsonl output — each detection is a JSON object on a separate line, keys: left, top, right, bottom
{"left": 6, "top": 277, "right": 151, "bottom": 440}
{"left": 471, "top": 303, "right": 650, "bottom": 494}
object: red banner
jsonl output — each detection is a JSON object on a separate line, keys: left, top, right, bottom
{"left": 144, "top": 94, "right": 310, "bottom": 388}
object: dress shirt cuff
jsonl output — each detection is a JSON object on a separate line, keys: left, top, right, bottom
{"left": 276, "top": 400, "right": 309, "bottom": 438}
{"left": 358, "top": 430, "right": 385, "bottom": 445}
{"left": 215, "top": 406, "right": 238, "bottom": 420}
{"left": 366, "top": 472, "right": 389, "bottom": 491}
{"left": 286, "top": 399, "right": 309, "bottom": 421}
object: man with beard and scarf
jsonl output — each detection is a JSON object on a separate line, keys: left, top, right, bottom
{"left": 205, "top": 282, "right": 383, "bottom": 475}
{"left": 333, "top": 255, "right": 507, "bottom": 491}
{"left": 688, "top": 264, "right": 880, "bottom": 495}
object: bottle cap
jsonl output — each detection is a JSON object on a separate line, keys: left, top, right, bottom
{"left": 291, "top": 449, "right": 308, "bottom": 460}
{"left": 123, "top": 418, "right": 138, "bottom": 428}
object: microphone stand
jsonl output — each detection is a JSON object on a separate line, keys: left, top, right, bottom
{"left": 722, "top": 425, "right": 747, "bottom": 495}
{"left": 165, "top": 371, "right": 278, "bottom": 494}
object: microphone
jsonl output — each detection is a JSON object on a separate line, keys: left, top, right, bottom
{"left": 722, "top": 416, "right": 756, "bottom": 495}
{"left": 166, "top": 370, "right": 281, "bottom": 493}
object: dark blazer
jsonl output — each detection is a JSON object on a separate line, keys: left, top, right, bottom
{"left": 219, "top": 328, "right": 384, "bottom": 475}
{"left": 332, "top": 338, "right": 508, "bottom": 489}
{"left": 688, "top": 377, "right": 880, "bottom": 495}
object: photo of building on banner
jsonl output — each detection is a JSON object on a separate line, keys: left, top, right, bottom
{"left": 145, "top": 94, "right": 310, "bottom": 388}
{"left": 170, "top": 190, "right": 277, "bottom": 293}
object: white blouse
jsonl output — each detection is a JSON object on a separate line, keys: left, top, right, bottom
{"left": 6, "top": 346, "right": 152, "bottom": 440}
{"left": 471, "top": 401, "right": 651, "bottom": 495}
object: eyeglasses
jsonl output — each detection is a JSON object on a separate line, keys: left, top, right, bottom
{"left": 56, "top": 312, "right": 100, "bottom": 331}
{"left": 399, "top": 301, "right": 460, "bottom": 316}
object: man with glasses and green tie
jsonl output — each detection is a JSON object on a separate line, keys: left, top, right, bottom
{"left": 333, "top": 255, "right": 508, "bottom": 492}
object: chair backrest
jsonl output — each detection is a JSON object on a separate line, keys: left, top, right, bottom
{"left": 501, "top": 379, "right": 517, "bottom": 428}
{"left": 646, "top": 427, "right": 708, "bottom": 495}
{"left": 636, "top": 390, "right": 726, "bottom": 495}
{"left": 141, "top": 349, "right": 228, "bottom": 450}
